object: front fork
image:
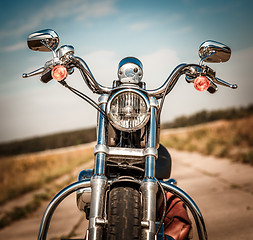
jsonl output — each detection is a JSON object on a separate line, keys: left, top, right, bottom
{"left": 88, "top": 95, "right": 159, "bottom": 240}
{"left": 141, "top": 97, "right": 159, "bottom": 239}
{"left": 88, "top": 95, "right": 108, "bottom": 240}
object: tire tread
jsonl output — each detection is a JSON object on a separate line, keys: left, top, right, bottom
{"left": 106, "top": 186, "right": 141, "bottom": 240}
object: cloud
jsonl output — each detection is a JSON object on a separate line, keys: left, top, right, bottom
{"left": 140, "top": 48, "right": 181, "bottom": 89}
{"left": 197, "top": 1, "right": 241, "bottom": 15}
{"left": 128, "top": 14, "right": 183, "bottom": 32}
{"left": 76, "top": 0, "right": 117, "bottom": 20}
{"left": 213, "top": 46, "right": 253, "bottom": 105}
{"left": 0, "top": 0, "right": 118, "bottom": 41}
{"left": 129, "top": 22, "right": 151, "bottom": 31}
{"left": 166, "top": 13, "right": 183, "bottom": 23}
{"left": 174, "top": 26, "right": 192, "bottom": 34}
{"left": 83, "top": 50, "right": 119, "bottom": 86}
{"left": 1, "top": 42, "right": 26, "bottom": 52}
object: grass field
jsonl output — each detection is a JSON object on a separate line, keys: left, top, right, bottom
{"left": 0, "top": 144, "right": 94, "bottom": 206}
{"left": 0, "top": 144, "right": 94, "bottom": 228}
{"left": 161, "top": 115, "right": 253, "bottom": 165}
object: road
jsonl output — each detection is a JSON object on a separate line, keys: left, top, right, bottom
{"left": 0, "top": 149, "right": 252, "bottom": 240}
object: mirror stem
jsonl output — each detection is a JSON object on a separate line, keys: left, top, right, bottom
{"left": 40, "top": 40, "right": 59, "bottom": 63}
{"left": 199, "top": 50, "right": 216, "bottom": 65}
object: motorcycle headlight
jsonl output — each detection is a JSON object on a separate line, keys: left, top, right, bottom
{"left": 107, "top": 89, "right": 150, "bottom": 131}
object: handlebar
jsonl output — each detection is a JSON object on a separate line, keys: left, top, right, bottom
{"left": 72, "top": 59, "right": 237, "bottom": 98}
{"left": 22, "top": 54, "right": 237, "bottom": 98}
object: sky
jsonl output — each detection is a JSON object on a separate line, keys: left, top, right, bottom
{"left": 0, "top": 0, "right": 252, "bottom": 143}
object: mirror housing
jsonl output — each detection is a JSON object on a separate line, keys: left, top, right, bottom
{"left": 199, "top": 40, "right": 231, "bottom": 63}
{"left": 27, "top": 29, "right": 59, "bottom": 52}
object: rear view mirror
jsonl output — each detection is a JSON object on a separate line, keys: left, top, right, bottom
{"left": 27, "top": 29, "right": 59, "bottom": 52}
{"left": 199, "top": 40, "right": 231, "bottom": 63}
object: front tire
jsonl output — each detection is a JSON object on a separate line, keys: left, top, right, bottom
{"left": 106, "top": 186, "right": 141, "bottom": 240}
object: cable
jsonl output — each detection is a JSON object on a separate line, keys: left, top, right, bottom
{"left": 72, "top": 57, "right": 103, "bottom": 94}
{"left": 59, "top": 81, "right": 109, "bottom": 121}
{"left": 69, "top": 89, "right": 108, "bottom": 120}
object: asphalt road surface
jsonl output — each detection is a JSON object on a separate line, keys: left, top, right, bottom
{"left": 0, "top": 149, "right": 252, "bottom": 240}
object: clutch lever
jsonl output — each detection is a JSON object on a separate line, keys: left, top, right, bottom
{"left": 22, "top": 66, "right": 45, "bottom": 78}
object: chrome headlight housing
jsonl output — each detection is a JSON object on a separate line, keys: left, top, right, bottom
{"left": 118, "top": 57, "right": 143, "bottom": 84}
{"left": 107, "top": 89, "right": 150, "bottom": 131}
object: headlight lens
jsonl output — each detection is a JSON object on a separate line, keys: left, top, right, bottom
{"left": 107, "top": 90, "right": 150, "bottom": 131}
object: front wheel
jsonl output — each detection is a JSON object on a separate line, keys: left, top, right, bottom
{"left": 106, "top": 186, "right": 141, "bottom": 240}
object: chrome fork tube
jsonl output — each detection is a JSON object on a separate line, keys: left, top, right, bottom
{"left": 94, "top": 94, "right": 108, "bottom": 175}
{"left": 88, "top": 94, "right": 108, "bottom": 240}
{"left": 141, "top": 97, "right": 158, "bottom": 240}
{"left": 141, "top": 180, "right": 158, "bottom": 240}
{"left": 88, "top": 176, "right": 107, "bottom": 239}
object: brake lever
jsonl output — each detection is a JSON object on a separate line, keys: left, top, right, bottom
{"left": 22, "top": 66, "right": 45, "bottom": 78}
{"left": 212, "top": 77, "right": 238, "bottom": 89}
{"left": 201, "top": 65, "right": 238, "bottom": 90}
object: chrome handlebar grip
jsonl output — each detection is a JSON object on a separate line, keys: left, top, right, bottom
{"left": 22, "top": 66, "right": 45, "bottom": 78}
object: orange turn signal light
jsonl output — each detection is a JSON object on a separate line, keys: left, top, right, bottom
{"left": 194, "top": 76, "right": 210, "bottom": 91}
{"left": 51, "top": 65, "right": 67, "bottom": 81}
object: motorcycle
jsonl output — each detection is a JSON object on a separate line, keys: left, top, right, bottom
{"left": 22, "top": 29, "right": 237, "bottom": 240}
